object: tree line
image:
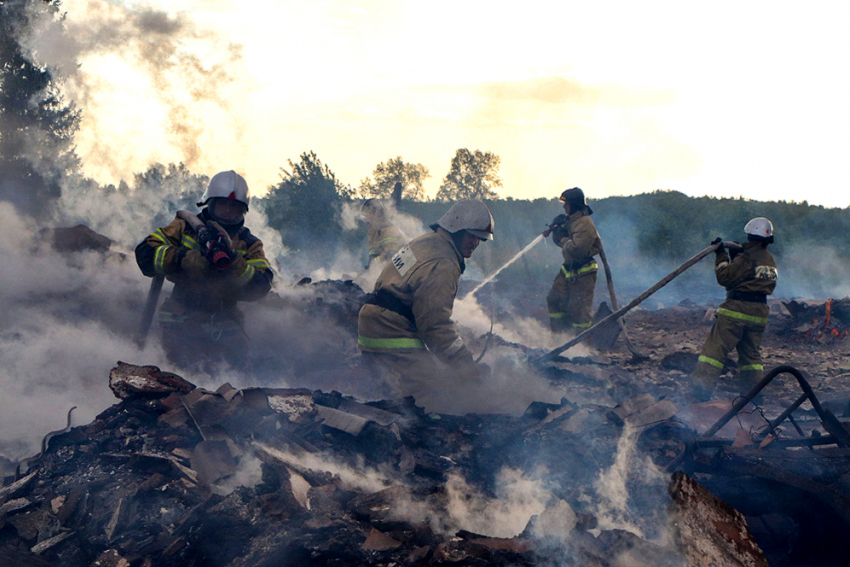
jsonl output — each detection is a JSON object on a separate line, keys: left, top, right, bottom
{"left": 4, "top": 0, "right": 849, "bottom": 301}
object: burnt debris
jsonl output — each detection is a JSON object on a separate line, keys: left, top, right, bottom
{"left": 4, "top": 358, "right": 820, "bottom": 567}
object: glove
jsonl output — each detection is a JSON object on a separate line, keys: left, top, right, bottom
{"left": 205, "top": 221, "right": 236, "bottom": 270}
{"left": 542, "top": 228, "right": 552, "bottom": 238}
{"left": 180, "top": 249, "right": 209, "bottom": 276}
{"left": 550, "top": 214, "right": 569, "bottom": 245}
{"left": 710, "top": 237, "right": 725, "bottom": 254}
{"left": 728, "top": 242, "right": 743, "bottom": 259}
{"left": 194, "top": 225, "right": 213, "bottom": 250}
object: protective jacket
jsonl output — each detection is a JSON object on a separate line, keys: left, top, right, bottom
{"left": 368, "top": 223, "right": 406, "bottom": 264}
{"left": 358, "top": 228, "right": 476, "bottom": 372}
{"left": 135, "top": 209, "right": 273, "bottom": 327}
{"left": 559, "top": 210, "right": 602, "bottom": 276}
{"left": 714, "top": 240, "right": 778, "bottom": 308}
{"left": 692, "top": 240, "right": 778, "bottom": 397}
{"left": 546, "top": 210, "right": 602, "bottom": 332}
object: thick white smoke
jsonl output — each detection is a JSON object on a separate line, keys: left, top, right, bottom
{"left": 0, "top": 202, "right": 155, "bottom": 461}
{"left": 19, "top": 0, "right": 249, "bottom": 185}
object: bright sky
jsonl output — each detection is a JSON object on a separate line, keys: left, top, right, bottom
{"left": 59, "top": 0, "right": 850, "bottom": 207}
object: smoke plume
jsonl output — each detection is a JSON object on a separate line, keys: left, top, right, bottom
{"left": 19, "top": 0, "right": 248, "bottom": 186}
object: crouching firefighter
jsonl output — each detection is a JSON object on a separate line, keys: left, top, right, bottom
{"left": 357, "top": 199, "right": 493, "bottom": 413}
{"left": 691, "top": 217, "right": 778, "bottom": 401}
{"left": 135, "top": 170, "right": 274, "bottom": 372}
{"left": 544, "top": 187, "right": 602, "bottom": 334}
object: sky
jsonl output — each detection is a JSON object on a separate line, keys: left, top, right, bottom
{"left": 52, "top": 0, "right": 850, "bottom": 207}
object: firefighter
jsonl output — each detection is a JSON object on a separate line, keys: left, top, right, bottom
{"left": 544, "top": 188, "right": 602, "bottom": 334}
{"left": 135, "top": 170, "right": 273, "bottom": 372}
{"left": 361, "top": 198, "right": 406, "bottom": 267}
{"left": 357, "top": 199, "right": 493, "bottom": 412}
{"left": 691, "top": 217, "right": 778, "bottom": 401}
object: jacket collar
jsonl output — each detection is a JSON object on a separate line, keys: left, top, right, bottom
{"left": 435, "top": 227, "right": 466, "bottom": 273}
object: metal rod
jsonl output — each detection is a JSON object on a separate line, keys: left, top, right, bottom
{"left": 532, "top": 243, "right": 721, "bottom": 365}
{"left": 135, "top": 275, "right": 164, "bottom": 349}
{"left": 759, "top": 392, "right": 807, "bottom": 439}
{"left": 702, "top": 365, "right": 850, "bottom": 446}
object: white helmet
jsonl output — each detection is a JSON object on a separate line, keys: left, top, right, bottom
{"left": 197, "top": 170, "right": 250, "bottom": 210}
{"left": 744, "top": 217, "right": 773, "bottom": 239}
{"left": 434, "top": 199, "right": 494, "bottom": 240}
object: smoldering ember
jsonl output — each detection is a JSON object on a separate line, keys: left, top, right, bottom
{"left": 2, "top": 225, "right": 850, "bottom": 567}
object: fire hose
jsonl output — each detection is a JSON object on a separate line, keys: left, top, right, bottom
{"left": 176, "top": 210, "right": 235, "bottom": 271}
{"left": 530, "top": 241, "right": 728, "bottom": 366}
{"left": 598, "top": 244, "right": 646, "bottom": 361}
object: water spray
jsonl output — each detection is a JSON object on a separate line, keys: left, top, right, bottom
{"left": 464, "top": 234, "right": 545, "bottom": 299}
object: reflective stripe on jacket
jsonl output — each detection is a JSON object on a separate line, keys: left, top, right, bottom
{"left": 368, "top": 224, "right": 406, "bottom": 262}
{"left": 358, "top": 228, "right": 476, "bottom": 369}
{"left": 135, "top": 210, "right": 273, "bottom": 315}
{"left": 713, "top": 240, "right": 777, "bottom": 326}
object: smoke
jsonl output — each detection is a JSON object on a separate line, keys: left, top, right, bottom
{"left": 19, "top": 0, "right": 248, "bottom": 185}
{"left": 441, "top": 468, "right": 551, "bottom": 537}
{"left": 0, "top": 201, "right": 160, "bottom": 460}
{"left": 214, "top": 452, "right": 264, "bottom": 496}
{"left": 455, "top": 294, "right": 594, "bottom": 355}
{"left": 337, "top": 200, "right": 428, "bottom": 290}
{"left": 0, "top": 185, "right": 286, "bottom": 461}
{"left": 253, "top": 441, "right": 551, "bottom": 538}
{"left": 339, "top": 201, "right": 362, "bottom": 232}
{"left": 252, "top": 442, "right": 393, "bottom": 496}
{"left": 587, "top": 424, "right": 674, "bottom": 545}
{"left": 777, "top": 242, "right": 850, "bottom": 299}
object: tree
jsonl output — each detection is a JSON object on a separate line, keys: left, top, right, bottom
{"left": 132, "top": 163, "right": 208, "bottom": 229}
{"left": 436, "top": 148, "right": 501, "bottom": 202}
{"left": 358, "top": 156, "right": 430, "bottom": 201}
{"left": 259, "top": 151, "right": 353, "bottom": 250}
{"left": 0, "top": 0, "right": 80, "bottom": 215}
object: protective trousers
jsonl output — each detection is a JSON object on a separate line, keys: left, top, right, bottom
{"left": 546, "top": 270, "right": 596, "bottom": 334}
{"left": 692, "top": 310, "right": 766, "bottom": 392}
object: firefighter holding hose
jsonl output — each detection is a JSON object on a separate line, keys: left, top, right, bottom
{"left": 691, "top": 217, "right": 778, "bottom": 401}
{"left": 135, "top": 170, "right": 273, "bottom": 372}
{"left": 544, "top": 188, "right": 602, "bottom": 335}
{"left": 357, "top": 199, "right": 493, "bottom": 412}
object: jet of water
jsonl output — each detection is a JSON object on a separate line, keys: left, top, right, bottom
{"left": 465, "top": 234, "right": 545, "bottom": 299}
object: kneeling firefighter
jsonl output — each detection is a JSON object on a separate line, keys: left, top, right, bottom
{"left": 135, "top": 170, "right": 274, "bottom": 372}
{"left": 545, "top": 188, "right": 602, "bottom": 334}
{"left": 357, "top": 199, "right": 494, "bottom": 412}
{"left": 691, "top": 217, "right": 778, "bottom": 401}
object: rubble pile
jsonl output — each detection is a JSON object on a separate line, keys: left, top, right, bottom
{"left": 4, "top": 265, "right": 850, "bottom": 566}
{"left": 1, "top": 361, "right": 780, "bottom": 567}
{"left": 781, "top": 298, "right": 850, "bottom": 344}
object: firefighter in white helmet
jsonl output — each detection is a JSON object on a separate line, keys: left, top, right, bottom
{"left": 357, "top": 199, "right": 493, "bottom": 412}
{"left": 691, "top": 217, "right": 778, "bottom": 401}
{"left": 135, "top": 170, "right": 274, "bottom": 371}
{"left": 360, "top": 198, "right": 407, "bottom": 267}
{"left": 544, "top": 188, "right": 602, "bottom": 334}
